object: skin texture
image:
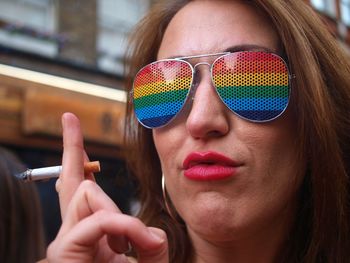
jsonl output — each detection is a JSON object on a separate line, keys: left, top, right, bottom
{"left": 153, "top": 1, "right": 304, "bottom": 262}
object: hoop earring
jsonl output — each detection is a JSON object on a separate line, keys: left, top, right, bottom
{"left": 162, "top": 174, "right": 177, "bottom": 221}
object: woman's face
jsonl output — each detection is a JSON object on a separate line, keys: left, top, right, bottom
{"left": 153, "top": 0, "right": 304, "bottom": 243}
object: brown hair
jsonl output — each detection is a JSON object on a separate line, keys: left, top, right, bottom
{"left": 124, "top": 0, "right": 350, "bottom": 262}
{"left": 0, "top": 147, "right": 45, "bottom": 262}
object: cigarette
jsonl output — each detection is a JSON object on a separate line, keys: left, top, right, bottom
{"left": 15, "top": 161, "right": 101, "bottom": 181}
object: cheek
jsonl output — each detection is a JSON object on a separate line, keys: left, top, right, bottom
{"left": 152, "top": 131, "right": 167, "bottom": 166}
{"left": 242, "top": 106, "right": 297, "bottom": 159}
{"left": 249, "top": 128, "right": 296, "bottom": 162}
{"left": 235, "top": 121, "right": 303, "bottom": 219}
{"left": 240, "top": 118, "right": 301, "bottom": 190}
{"left": 152, "top": 127, "right": 185, "bottom": 171}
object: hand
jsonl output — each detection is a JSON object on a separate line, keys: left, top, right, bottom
{"left": 46, "top": 113, "right": 168, "bottom": 263}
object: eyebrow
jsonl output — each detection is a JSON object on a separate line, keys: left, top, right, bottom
{"left": 223, "top": 44, "right": 276, "bottom": 53}
{"left": 165, "top": 44, "right": 277, "bottom": 60}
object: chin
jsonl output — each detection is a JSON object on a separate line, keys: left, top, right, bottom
{"left": 180, "top": 195, "right": 244, "bottom": 241}
{"left": 187, "top": 214, "right": 243, "bottom": 243}
{"left": 178, "top": 193, "right": 271, "bottom": 243}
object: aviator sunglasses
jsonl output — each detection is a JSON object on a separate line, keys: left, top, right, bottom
{"left": 132, "top": 51, "right": 291, "bottom": 129}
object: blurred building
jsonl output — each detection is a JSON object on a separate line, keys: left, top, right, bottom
{"left": 0, "top": 0, "right": 151, "bottom": 245}
{"left": 0, "top": 0, "right": 149, "bottom": 78}
{"left": 0, "top": 0, "right": 151, "bottom": 156}
{"left": 308, "top": 0, "right": 350, "bottom": 51}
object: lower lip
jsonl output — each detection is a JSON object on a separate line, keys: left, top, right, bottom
{"left": 184, "top": 165, "right": 238, "bottom": 181}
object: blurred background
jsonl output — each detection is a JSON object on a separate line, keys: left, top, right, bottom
{"left": 0, "top": 0, "right": 348, "bottom": 248}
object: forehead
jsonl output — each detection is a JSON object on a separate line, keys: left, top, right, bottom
{"left": 157, "top": 0, "right": 280, "bottom": 60}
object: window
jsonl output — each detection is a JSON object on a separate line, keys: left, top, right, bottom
{"left": 311, "top": 0, "right": 337, "bottom": 18}
{"left": 97, "top": 0, "right": 150, "bottom": 75}
{"left": 0, "top": 0, "right": 151, "bottom": 77}
{"left": 0, "top": 0, "right": 58, "bottom": 57}
{"left": 340, "top": 0, "right": 350, "bottom": 26}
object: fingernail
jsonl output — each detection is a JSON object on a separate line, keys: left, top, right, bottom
{"left": 62, "top": 113, "right": 68, "bottom": 131}
{"left": 55, "top": 178, "right": 61, "bottom": 193}
{"left": 119, "top": 240, "right": 132, "bottom": 254}
{"left": 126, "top": 241, "right": 132, "bottom": 253}
{"left": 148, "top": 229, "right": 165, "bottom": 244}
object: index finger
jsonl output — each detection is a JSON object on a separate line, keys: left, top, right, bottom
{"left": 59, "top": 112, "right": 85, "bottom": 219}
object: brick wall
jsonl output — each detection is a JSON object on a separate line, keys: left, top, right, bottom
{"left": 58, "top": 0, "right": 97, "bottom": 66}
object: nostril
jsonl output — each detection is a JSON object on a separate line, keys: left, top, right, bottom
{"left": 207, "top": 130, "right": 226, "bottom": 138}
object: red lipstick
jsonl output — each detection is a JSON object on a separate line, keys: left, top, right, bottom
{"left": 183, "top": 151, "right": 239, "bottom": 181}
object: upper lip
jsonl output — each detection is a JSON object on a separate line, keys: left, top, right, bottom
{"left": 183, "top": 151, "right": 240, "bottom": 169}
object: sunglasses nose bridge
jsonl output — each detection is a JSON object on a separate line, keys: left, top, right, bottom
{"left": 191, "top": 62, "right": 212, "bottom": 97}
{"left": 193, "top": 61, "right": 211, "bottom": 69}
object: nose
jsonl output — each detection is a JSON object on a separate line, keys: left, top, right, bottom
{"left": 186, "top": 65, "right": 230, "bottom": 139}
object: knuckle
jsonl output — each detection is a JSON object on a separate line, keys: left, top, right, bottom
{"left": 46, "top": 239, "right": 63, "bottom": 261}
{"left": 68, "top": 180, "right": 98, "bottom": 205}
{"left": 67, "top": 140, "right": 84, "bottom": 151}
{"left": 95, "top": 209, "right": 110, "bottom": 219}
{"left": 93, "top": 210, "right": 116, "bottom": 226}
{"left": 76, "top": 179, "right": 96, "bottom": 195}
{"left": 127, "top": 216, "right": 144, "bottom": 228}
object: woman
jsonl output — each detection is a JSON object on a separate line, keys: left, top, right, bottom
{"left": 46, "top": 0, "right": 350, "bottom": 262}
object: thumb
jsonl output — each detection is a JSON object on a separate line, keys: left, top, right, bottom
{"left": 136, "top": 227, "right": 169, "bottom": 263}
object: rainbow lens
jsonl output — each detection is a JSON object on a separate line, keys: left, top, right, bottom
{"left": 212, "top": 52, "right": 290, "bottom": 122}
{"left": 133, "top": 60, "right": 193, "bottom": 128}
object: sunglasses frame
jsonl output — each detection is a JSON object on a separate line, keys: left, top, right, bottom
{"left": 132, "top": 51, "right": 293, "bottom": 129}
